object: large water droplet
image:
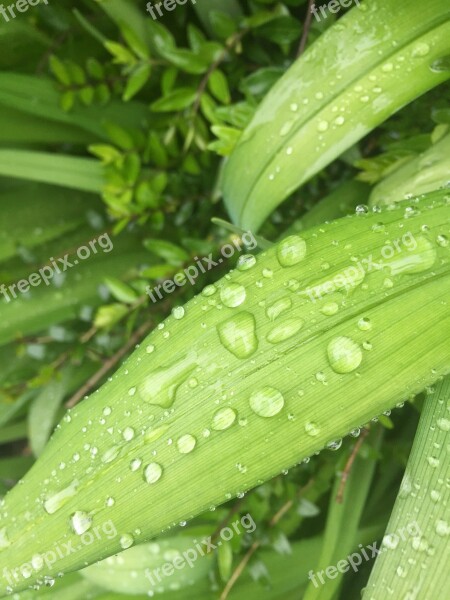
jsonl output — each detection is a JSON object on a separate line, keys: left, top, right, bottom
{"left": 327, "top": 337, "right": 362, "bottom": 374}
{"left": 176, "top": 434, "right": 197, "bottom": 454}
{"left": 211, "top": 407, "right": 237, "bottom": 431}
{"left": 277, "top": 236, "right": 307, "bottom": 267}
{"left": 386, "top": 236, "right": 436, "bottom": 276}
{"left": 411, "top": 42, "right": 430, "bottom": 57}
{"left": 217, "top": 312, "right": 258, "bottom": 359}
{"left": 144, "top": 462, "right": 163, "bottom": 484}
{"left": 70, "top": 511, "right": 92, "bottom": 535}
{"left": 249, "top": 387, "right": 285, "bottom": 418}
{"left": 172, "top": 306, "right": 185, "bottom": 320}
{"left": 43, "top": 480, "right": 79, "bottom": 514}
{"left": 138, "top": 353, "right": 197, "bottom": 408}
{"left": 220, "top": 283, "right": 246, "bottom": 308}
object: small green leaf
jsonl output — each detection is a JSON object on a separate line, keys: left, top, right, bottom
{"left": 104, "top": 41, "right": 136, "bottom": 65}
{"left": 104, "top": 277, "right": 138, "bottom": 304}
{"left": 151, "top": 88, "right": 197, "bottom": 112}
{"left": 49, "top": 55, "right": 71, "bottom": 86}
{"left": 143, "top": 239, "right": 190, "bottom": 265}
{"left": 208, "top": 69, "right": 231, "bottom": 104}
{"left": 94, "top": 303, "right": 129, "bottom": 329}
{"left": 123, "top": 63, "right": 151, "bottom": 101}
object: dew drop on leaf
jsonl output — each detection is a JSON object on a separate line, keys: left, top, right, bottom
{"left": 249, "top": 387, "right": 285, "bottom": 418}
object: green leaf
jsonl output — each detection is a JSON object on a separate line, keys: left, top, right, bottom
{"left": 28, "top": 376, "right": 69, "bottom": 457}
{"left": 363, "top": 377, "right": 450, "bottom": 599}
{"left": 0, "top": 198, "right": 449, "bottom": 593}
{"left": 123, "top": 63, "right": 151, "bottom": 101}
{"left": 222, "top": 0, "right": 450, "bottom": 230}
{"left": 143, "top": 239, "right": 190, "bottom": 265}
{"left": 104, "top": 41, "right": 136, "bottom": 66}
{"left": 208, "top": 70, "right": 231, "bottom": 104}
{"left": 0, "top": 150, "right": 104, "bottom": 192}
{"left": 104, "top": 277, "right": 138, "bottom": 304}
{"left": 94, "top": 303, "right": 129, "bottom": 329}
{"left": 49, "top": 55, "right": 71, "bottom": 86}
{"left": 151, "top": 88, "right": 197, "bottom": 112}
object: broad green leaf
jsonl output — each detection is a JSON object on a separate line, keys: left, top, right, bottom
{"left": 222, "top": 0, "right": 450, "bottom": 230}
{"left": 369, "top": 132, "right": 450, "bottom": 207}
{"left": 0, "top": 150, "right": 104, "bottom": 192}
{"left": 0, "top": 197, "right": 449, "bottom": 593}
{"left": 363, "top": 377, "right": 450, "bottom": 600}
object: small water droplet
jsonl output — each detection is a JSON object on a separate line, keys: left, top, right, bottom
{"left": 172, "top": 306, "right": 185, "bottom": 320}
{"left": 320, "top": 302, "right": 339, "bottom": 316}
{"left": 211, "top": 407, "right": 237, "bottom": 431}
{"left": 327, "top": 337, "right": 362, "bottom": 374}
{"left": 220, "top": 283, "right": 246, "bottom": 308}
{"left": 101, "top": 446, "right": 120, "bottom": 463}
{"left": 120, "top": 533, "right": 134, "bottom": 549}
{"left": 130, "top": 458, "right": 142, "bottom": 471}
{"left": 266, "top": 318, "right": 304, "bottom": 344}
{"left": 304, "top": 422, "right": 320, "bottom": 437}
{"left": 146, "top": 344, "right": 155, "bottom": 353}
{"left": 70, "top": 511, "right": 92, "bottom": 535}
{"left": 249, "top": 387, "right": 285, "bottom": 418}
{"left": 176, "top": 434, "right": 197, "bottom": 454}
{"left": 326, "top": 439, "right": 342, "bottom": 451}
{"left": 436, "top": 234, "right": 449, "bottom": 247}
{"left": 411, "top": 42, "right": 430, "bottom": 57}
{"left": 202, "top": 284, "right": 217, "bottom": 297}
{"left": 123, "top": 427, "right": 135, "bottom": 442}
{"left": 237, "top": 254, "right": 256, "bottom": 271}
{"left": 266, "top": 297, "right": 292, "bottom": 321}
{"left": 317, "top": 120, "right": 329, "bottom": 132}
{"left": 217, "top": 312, "right": 258, "bottom": 359}
{"left": 144, "top": 462, "right": 163, "bottom": 484}
{"left": 277, "top": 236, "right": 307, "bottom": 267}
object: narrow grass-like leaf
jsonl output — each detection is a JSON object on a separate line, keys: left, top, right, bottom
{"left": 222, "top": 0, "right": 450, "bottom": 230}
{"left": 369, "top": 133, "right": 450, "bottom": 207}
{"left": 0, "top": 198, "right": 449, "bottom": 593}
{"left": 362, "top": 377, "right": 450, "bottom": 600}
{"left": 0, "top": 151, "right": 104, "bottom": 192}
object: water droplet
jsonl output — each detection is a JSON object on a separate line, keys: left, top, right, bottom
{"left": 144, "top": 462, "right": 163, "bottom": 484}
{"left": 70, "top": 511, "right": 92, "bottom": 535}
{"left": 315, "top": 371, "right": 326, "bottom": 382}
{"left": 138, "top": 354, "right": 197, "bottom": 408}
{"left": 102, "top": 406, "right": 112, "bottom": 416}
{"left": 217, "top": 312, "right": 258, "bottom": 359}
{"left": 101, "top": 446, "right": 120, "bottom": 464}
{"left": 382, "top": 62, "right": 394, "bottom": 72}
{"left": 220, "top": 283, "right": 246, "bottom": 308}
{"left": 383, "top": 534, "right": 399, "bottom": 549}
{"left": 327, "top": 337, "right": 362, "bottom": 374}
{"left": 350, "top": 428, "right": 361, "bottom": 437}
{"left": 280, "top": 120, "right": 294, "bottom": 136}
{"left": 427, "top": 456, "right": 439, "bottom": 468}
{"left": 317, "top": 120, "right": 329, "bottom": 132}
{"left": 412, "top": 42, "right": 430, "bottom": 57}
{"left": 334, "top": 116, "right": 345, "bottom": 126}
{"left": 211, "top": 407, "right": 237, "bottom": 431}
{"left": 172, "top": 306, "right": 185, "bottom": 320}
{"left": 202, "top": 284, "right": 217, "bottom": 297}
{"left": 130, "top": 458, "right": 142, "bottom": 471}
{"left": 290, "top": 103, "right": 298, "bottom": 112}
{"left": 437, "top": 234, "right": 449, "bottom": 247}
{"left": 120, "top": 533, "right": 134, "bottom": 549}
{"left": 358, "top": 317, "right": 372, "bottom": 331}
{"left": 121, "top": 427, "right": 134, "bottom": 442}
{"left": 326, "top": 439, "right": 342, "bottom": 451}
{"left": 262, "top": 268, "right": 273, "bottom": 278}
{"left": 106, "top": 496, "right": 115, "bottom": 507}
{"left": 436, "top": 418, "right": 450, "bottom": 432}
{"left": 266, "top": 297, "right": 292, "bottom": 321}
{"left": 128, "top": 387, "right": 136, "bottom": 396}
{"left": 43, "top": 480, "right": 79, "bottom": 514}
{"left": 266, "top": 318, "right": 304, "bottom": 344}
{"left": 277, "top": 235, "right": 307, "bottom": 267}
{"left": 249, "top": 387, "right": 284, "bottom": 418}
{"left": 304, "top": 422, "right": 320, "bottom": 437}
{"left": 430, "top": 490, "right": 441, "bottom": 502}
{"left": 435, "top": 519, "right": 449, "bottom": 537}
{"left": 356, "top": 204, "right": 369, "bottom": 215}
{"left": 286, "top": 147, "right": 293, "bottom": 155}
{"left": 237, "top": 254, "right": 256, "bottom": 271}
{"left": 321, "top": 302, "right": 339, "bottom": 316}
{"left": 176, "top": 434, "right": 197, "bottom": 454}
{"left": 146, "top": 344, "right": 155, "bottom": 353}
